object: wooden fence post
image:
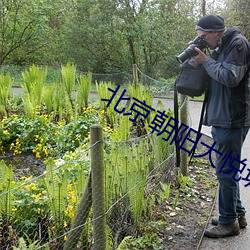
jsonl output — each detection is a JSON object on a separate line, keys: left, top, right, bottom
{"left": 91, "top": 124, "right": 106, "bottom": 250}
{"left": 63, "top": 175, "right": 92, "bottom": 250}
{"left": 133, "top": 64, "right": 138, "bottom": 86}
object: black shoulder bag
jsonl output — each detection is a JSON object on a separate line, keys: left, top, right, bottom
{"left": 175, "top": 58, "right": 208, "bottom": 97}
{"left": 174, "top": 58, "right": 210, "bottom": 167}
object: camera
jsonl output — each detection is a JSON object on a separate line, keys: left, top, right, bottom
{"left": 176, "top": 36, "right": 208, "bottom": 63}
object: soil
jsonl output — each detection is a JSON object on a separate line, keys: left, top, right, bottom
{"left": 0, "top": 152, "right": 45, "bottom": 180}
{"left": 160, "top": 164, "right": 217, "bottom": 250}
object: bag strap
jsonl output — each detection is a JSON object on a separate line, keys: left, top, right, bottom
{"left": 174, "top": 80, "right": 180, "bottom": 168}
{"left": 188, "top": 90, "right": 208, "bottom": 164}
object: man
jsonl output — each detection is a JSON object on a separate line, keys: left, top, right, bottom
{"left": 192, "top": 15, "right": 250, "bottom": 238}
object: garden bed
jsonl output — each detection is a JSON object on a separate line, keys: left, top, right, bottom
{"left": 0, "top": 66, "right": 218, "bottom": 249}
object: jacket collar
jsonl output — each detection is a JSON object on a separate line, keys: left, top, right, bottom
{"left": 221, "top": 26, "right": 241, "bottom": 46}
{"left": 212, "top": 26, "right": 241, "bottom": 58}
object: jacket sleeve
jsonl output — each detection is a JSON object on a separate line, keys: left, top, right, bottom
{"left": 203, "top": 37, "right": 250, "bottom": 87}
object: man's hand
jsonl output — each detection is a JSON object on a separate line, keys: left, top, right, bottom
{"left": 192, "top": 47, "right": 207, "bottom": 64}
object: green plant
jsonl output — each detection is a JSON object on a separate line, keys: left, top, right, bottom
{"left": 43, "top": 84, "right": 56, "bottom": 114}
{"left": 0, "top": 161, "right": 15, "bottom": 222}
{"left": 60, "top": 62, "right": 76, "bottom": 102}
{"left": 13, "top": 233, "right": 49, "bottom": 250}
{"left": 159, "top": 182, "right": 171, "bottom": 202}
{"left": 178, "top": 172, "right": 194, "bottom": 190}
{"left": 117, "top": 233, "right": 163, "bottom": 250}
{"left": 96, "top": 81, "right": 114, "bottom": 111}
{"left": 12, "top": 176, "right": 49, "bottom": 241}
{"left": 21, "top": 65, "right": 47, "bottom": 118}
{"left": 128, "top": 83, "right": 153, "bottom": 132}
{"left": 43, "top": 159, "right": 70, "bottom": 222}
{"left": 96, "top": 81, "right": 123, "bottom": 128}
{"left": 0, "top": 73, "right": 12, "bottom": 116}
{"left": 105, "top": 136, "right": 154, "bottom": 243}
{"left": 172, "top": 190, "right": 180, "bottom": 210}
{"left": 76, "top": 72, "right": 92, "bottom": 110}
{"left": 147, "top": 100, "right": 175, "bottom": 164}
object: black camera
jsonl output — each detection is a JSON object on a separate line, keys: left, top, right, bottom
{"left": 176, "top": 36, "right": 208, "bottom": 64}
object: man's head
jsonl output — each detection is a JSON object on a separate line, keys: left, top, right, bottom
{"left": 195, "top": 15, "right": 225, "bottom": 49}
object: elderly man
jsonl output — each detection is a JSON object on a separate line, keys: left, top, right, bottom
{"left": 192, "top": 15, "right": 250, "bottom": 238}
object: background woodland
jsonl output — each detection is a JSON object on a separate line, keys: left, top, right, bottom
{"left": 0, "top": 0, "right": 249, "bottom": 80}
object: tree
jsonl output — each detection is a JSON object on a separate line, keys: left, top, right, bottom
{"left": 220, "top": 0, "right": 250, "bottom": 39}
{"left": 0, "top": 0, "right": 50, "bottom": 65}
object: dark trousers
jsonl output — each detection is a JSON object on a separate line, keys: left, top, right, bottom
{"left": 211, "top": 126, "right": 249, "bottom": 225}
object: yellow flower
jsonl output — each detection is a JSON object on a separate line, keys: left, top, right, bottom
{"left": 36, "top": 152, "right": 41, "bottom": 158}
{"left": 26, "top": 183, "right": 37, "bottom": 191}
{"left": 3, "top": 130, "right": 9, "bottom": 135}
{"left": 71, "top": 195, "right": 76, "bottom": 204}
{"left": 65, "top": 205, "right": 74, "bottom": 218}
{"left": 43, "top": 147, "right": 49, "bottom": 157}
{"left": 14, "top": 149, "right": 22, "bottom": 155}
{"left": 32, "top": 193, "right": 42, "bottom": 201}
{"left": 12, "top": 207, "right": 17, "bottom": 212}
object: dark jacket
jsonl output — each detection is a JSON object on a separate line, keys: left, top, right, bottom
{"left": 203, "top": 26, "right": 250, "bottom": 128}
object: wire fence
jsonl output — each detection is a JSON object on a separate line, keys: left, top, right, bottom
{"left": 0, "top": 124, "right": 177, "bottom": 249}
{"left": 0, "top": 64, "right": 196, "bottom": 249}
{"left": 1, "top": 64, "right": 175, "bottom": 97}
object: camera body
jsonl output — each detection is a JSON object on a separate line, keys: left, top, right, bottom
{"left": 176, "top": 36, "right": 208, "bottom": 64}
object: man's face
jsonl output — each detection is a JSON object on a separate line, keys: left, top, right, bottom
{"left": 196, "top": 30, "right": 221, "bottom": 49}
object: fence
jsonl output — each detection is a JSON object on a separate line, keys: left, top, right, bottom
{"left": 0, "top": 123, "right": 177, "bottom": 249}
{"left": 0, "top": 65, "right": 194, "bottom": 249}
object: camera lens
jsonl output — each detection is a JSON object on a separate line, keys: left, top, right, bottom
{"left": 176, "top": 36, "right": 208, "bottom": 63}
{"left": 176, "top": 45, "right": 198, "bottom": 63}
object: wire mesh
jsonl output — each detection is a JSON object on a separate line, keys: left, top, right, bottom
{"left": 0, "top": 65, "right": 193, "bottom": 249}
{"left": 0, "top": 132, "right": 176, "bottom": 249}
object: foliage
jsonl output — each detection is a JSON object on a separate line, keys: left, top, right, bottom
{"left": 0, "top": 107, "right": 101, "bottom": 158}
{"left": 21, "top": 65, "right": 47, "bottom": 118}
{"left": 0, "top": 0, "right": 239, "bottom": 79}
{"left": 146, "top": 100, "right": 175, "bottom": 164}
{"left": 0, "top": 73, "right": 12, "bottom": 116}
{"left": 0, "top": 0, "right": 52, "bottom": 65}
{"left": 12, "top": 176, "right": 49, "bottom": 241}
{"left": 0, "top": 77, "right": 216, "bottom": 249}
{"left": 96, "top": 81, "right": 123, "bottom": 128}
{"left": 13, "top": 235, "right": 46, "bottom": 250}
{"left": 76, "top": 71, "right": 92, "bottom": 110}
{"left": 61, "top": 63, "right": 76, "bottom": 101}
{"left": 0, "top": 161, "right": 15, "bottom": 222}
{"left": 0, "top": 147, "right": 91, "bottom": 248}
{"left": 220, "top": 0, "right": 250, "bottom": 39}
{"left": 117, "top": 233, "right": 163, "bottom": 250}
